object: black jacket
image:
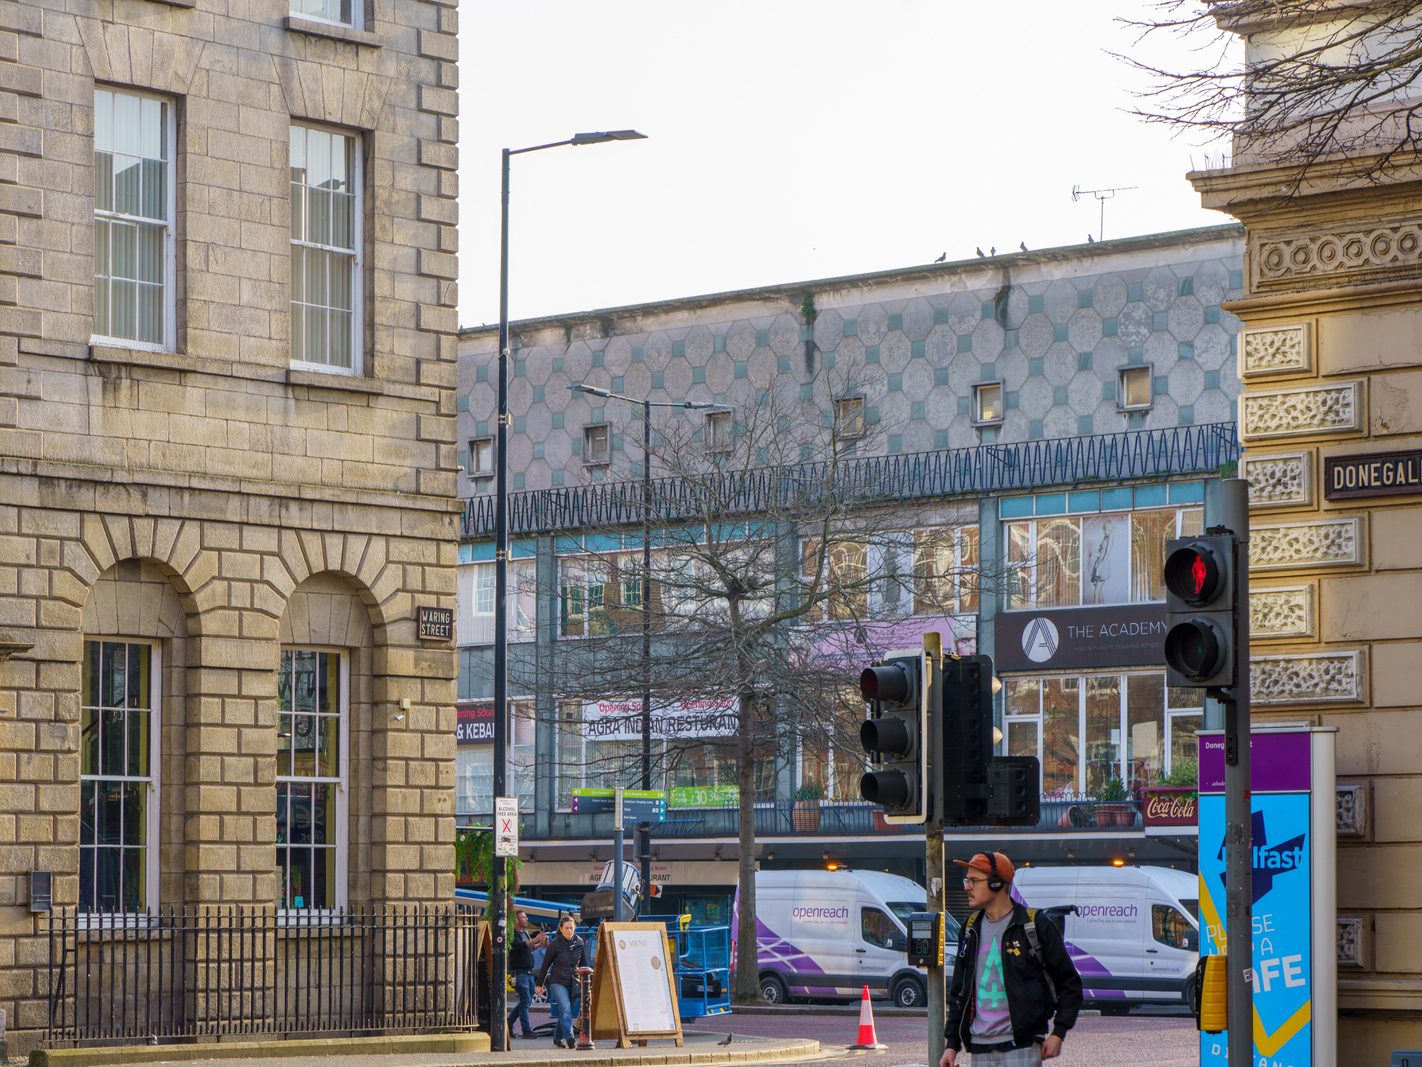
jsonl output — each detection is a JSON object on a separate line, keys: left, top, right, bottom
{"left": 944, "top": 902, "right": 1083, "bottom": 1052}
{"left": 536, "top": 931, "right": 586, "bottom": 988}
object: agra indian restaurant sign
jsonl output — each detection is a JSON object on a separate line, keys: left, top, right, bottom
{"left": 1324, "top": 449, "right": 1422, "bottom": 500}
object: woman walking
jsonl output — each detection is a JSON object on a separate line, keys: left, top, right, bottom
{"left": 535, "top": 915, "right": 586, "bottom": 1049}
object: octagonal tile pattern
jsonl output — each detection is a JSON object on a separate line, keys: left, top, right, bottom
{"left": 457, "top": 236, "right": 1244, "bottom": 496}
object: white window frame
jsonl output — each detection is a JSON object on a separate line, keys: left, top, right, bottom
{"left": 835, "top": 396, "right": 865, "bottom": 439}
{"left": 276, "top": 646, "right": 349, "bottom": 916}
{"left": 706, "top": 410, "right": 733, "bottom": 453}
{"left": 1118, "top": 365, "right": 1153, "bottom": 411}
{"left": 583, "top": 423, "right": 611, "bottom": 466}
{"left": 79, "top": 638, "right": 161, "bottom": 922}
{"left": 468, "top": 437, "right": 494, "bottom": 479}
{"left": 289, "top": 123, "right": 364, "bottom": 375}
{"left": 92, "top": 87, "right": 177, "bottom": 354}
{"left": 290, "top": 0, "right": 362, "bottom": 30}
{"left": 972, "top": 381, "right": 1004, "bottom": 425}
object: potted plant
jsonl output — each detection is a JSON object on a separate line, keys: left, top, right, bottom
{"left": 1094, "top": 777, "right": 1135, "bottom": 827}
{"left": 792, "top": 780, "right": 825, "bottom": 832}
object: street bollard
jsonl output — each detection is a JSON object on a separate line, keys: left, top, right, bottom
{"left": 575, "top": 965, "right": 595, "bottom": 1050}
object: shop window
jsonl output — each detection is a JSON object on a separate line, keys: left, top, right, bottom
{"left": 80, "top": 640, "right": 159, "bottom": 915}
{"left": 276, "top": 648, "right": 346, "bottom": 911}
{"left": 1126, "top": 673, "right": 1165, "bottom": 791}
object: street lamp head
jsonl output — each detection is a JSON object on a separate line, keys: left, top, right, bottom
{"left": 568, "top": 384, "right": 611, "bottom": 398}
{"left": 571, "top": 130, "right": 647, "bottom": 146}
{"left": 681, "top": 401, "right": 718, "bottom": 410}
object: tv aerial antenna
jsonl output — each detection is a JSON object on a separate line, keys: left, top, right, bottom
{"left": 1071, "top": 184, "right": 1137, "bottom": 242}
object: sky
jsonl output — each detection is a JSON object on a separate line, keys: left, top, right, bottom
{"left": 456, "top": 2, "right": 1233, "bottom": 330}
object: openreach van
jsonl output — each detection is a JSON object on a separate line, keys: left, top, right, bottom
{"left": 1010, "top": 865, "right": 1200, "bottom": 1012}
{"left": 736, "top": 869, "right": 954, "bottom": 1008}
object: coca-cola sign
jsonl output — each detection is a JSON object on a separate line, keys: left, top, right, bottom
{"left": 1142, "top": 787, "right": 1198, "bottom": 827}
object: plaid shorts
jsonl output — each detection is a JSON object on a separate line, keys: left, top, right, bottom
{"left": 968, "top": 1042, "right": 1042, "bottom": 1066}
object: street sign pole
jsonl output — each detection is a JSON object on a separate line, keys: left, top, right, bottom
{"left": 612, "top": 787, "right": 626, "bottom": 923}
{"left": 1217, "top": 479, "right": 1251, "bottom": 1067}
{"left": 923, "top": 632, "right": 946, "bottom": 1066}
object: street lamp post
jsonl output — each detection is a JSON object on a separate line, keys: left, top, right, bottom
{"left": 569, "top": 384, "right": 717, "bottom": 904}
{"left": 493, "top": 130, "right": 644, "bottom": 1052}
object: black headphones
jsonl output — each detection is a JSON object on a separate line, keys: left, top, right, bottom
{"left": 985, "top": 852, "right": 1005, "bottom": 893}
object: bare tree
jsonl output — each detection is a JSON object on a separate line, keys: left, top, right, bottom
{"left": 1122, "top": 1, "right": 1422, "bottom": 182}
{"left": 514, "top": 369, "right": 986, "bottom": 1002}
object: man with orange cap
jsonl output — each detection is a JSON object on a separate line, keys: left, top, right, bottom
{"left": 939, "top": 851, "right": 1081, "bottom": 1066}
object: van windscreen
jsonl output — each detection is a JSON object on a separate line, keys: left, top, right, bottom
{"left": 1179, "top": 898, "right": 1199, "bottom": 922}
{"left": 887, "top": 901, "right": 925, "bottom": 925}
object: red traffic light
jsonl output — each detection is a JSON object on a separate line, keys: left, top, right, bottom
{"left": 860, "top": 663, "right": 911, "bottom": 704}
{"left": 1164, "top": 542, "right": 1225, "bottom": 606}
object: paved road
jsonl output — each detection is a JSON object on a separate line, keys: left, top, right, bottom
{"left": 687, "top": 1007, "right": 1201, "bottom": 1066}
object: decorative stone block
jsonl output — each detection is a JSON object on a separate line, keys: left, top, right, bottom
{"left": 1239, "top": 381, "right": 1362, "bottom": 442}
{"left": 1337, "top": 916, "right": 1368, "bottom": 969}
{"left": 1240, "top": 323, "right": 1312, "bottom": 378}
{"left": 1337, "top": 780, "right": 1370, "bottom": 839}
{"left": 1251, "top": 516, "right": 1364, "bottom": 570}
{"left": 1240, "top": 451, "right": 1313, "bottom": 509}
{"left": 1256, "top": 222, "right": 1422, "bottom": 289}
{"left": 1250, "top": 584, "right": 1315, "bottom": 640}
{"left": 1252, "top": 649, "right": 1364, "bottom": 705}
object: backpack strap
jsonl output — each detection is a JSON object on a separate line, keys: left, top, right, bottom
{"left": 1023, "top": 909, "right": 1057, "bottom": 1004}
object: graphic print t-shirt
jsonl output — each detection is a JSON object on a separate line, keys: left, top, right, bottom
{"left": 969, "top": 911, "right": 1014, "bottom": 1043}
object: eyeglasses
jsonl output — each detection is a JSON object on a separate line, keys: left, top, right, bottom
{"left": 962, "top": 876, "right": 989, "bottom": 887}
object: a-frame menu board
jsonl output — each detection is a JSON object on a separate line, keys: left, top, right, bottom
{"left": 589, "top": 922, "right": 684, "bottom": 1048}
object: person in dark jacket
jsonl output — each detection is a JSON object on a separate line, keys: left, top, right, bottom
{"left": 536, "top": 915, "right": 586, "bottom": 1049}
{"left": 507, "top": 911, "right": 548, "bottom": 1039}
{"left": 940, "top": 851, "right": 1082, "bottom": 1066}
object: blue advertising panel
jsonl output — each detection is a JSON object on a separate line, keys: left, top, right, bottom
{"left": 1198, "top": 730, "right": 1322, "bottom": 1067}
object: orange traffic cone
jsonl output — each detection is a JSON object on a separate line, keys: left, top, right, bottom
{"left": 849, "top": 985, "right": 885, "bottom": 1050}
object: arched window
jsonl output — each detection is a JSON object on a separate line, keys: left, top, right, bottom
{"left": 80, "top": 639, "right": 159, "bottom": 914}
{"left": 276, "top": 648, "right": 347, "bottom": 910}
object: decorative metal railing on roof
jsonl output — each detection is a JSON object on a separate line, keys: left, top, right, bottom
{"left": 460, "top": 421, "right": 1241, "bottom": 540}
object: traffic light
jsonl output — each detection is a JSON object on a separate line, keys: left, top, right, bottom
{"left": 1162, "top": 535, "right": 1237, "bottom": 690}
{"left": 941, "top": 654, "right": 995, "bottom": 825}
{"left": 987, "top": 755, "right": 1041, "bottom": 826}
{"left": 859, "top": 648, "right": 929, "bottom": 824}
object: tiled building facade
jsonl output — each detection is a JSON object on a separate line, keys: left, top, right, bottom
{"left": 454, "top": 227, "right": 1244, "bottom": 901}
{"left": 0, "top": 0, "right": 460, "bottom": 1052}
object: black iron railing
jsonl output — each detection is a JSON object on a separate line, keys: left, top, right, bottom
{"left": 458, "top": 796, "right": 1158, "bottom": 841}
{"left": 461, "top": 422, "right": 1240, "bottom": 539}
{"left": 46, "top": 905, "right": 482, "bottom": 1048}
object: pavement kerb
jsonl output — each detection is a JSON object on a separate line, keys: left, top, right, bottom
{"left": 28, "top": 1034, "right": 821, "bottom": 1067}
{"left": 29, "top": 1034, "right": 491, "bottom": 1067}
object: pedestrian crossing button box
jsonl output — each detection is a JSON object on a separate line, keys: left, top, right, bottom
{"left": 907, "top": 910, "right": 943, "bottom": 967}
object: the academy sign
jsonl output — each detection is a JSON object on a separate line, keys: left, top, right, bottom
{"left": 993, "top": 603, "right": 1169, "bottom": 672}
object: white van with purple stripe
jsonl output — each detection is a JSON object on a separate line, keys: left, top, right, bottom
{"left": 1011, "top": 865, "right": 1200, "bottom": 1013}
{"left": 737, "top": 869, "right": 955, "bottom": 1008}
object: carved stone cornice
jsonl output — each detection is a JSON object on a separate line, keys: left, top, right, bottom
{"left": 1250, "top": 584, "right": 1315, "bottom": 640}
{"left": 1254, "top": 221, "right": 1422, "bottom": 291}
{"left": 1240, "top": 381, "right": 1363, "bottom": 442}
{"left": 1240, "top": 323, "right": 1313, "bottom": 379}
{"left": 1252, "top": 516, "right": 1365, "bottom": 570}
{"left": 1241, "top": 451, "right": 1313, "bottom": 509}
{"left": 1252, "top": 648, "right": 1365, "bottom": 705}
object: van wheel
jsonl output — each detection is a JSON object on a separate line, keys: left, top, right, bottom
{"left": 892, "top": 976, "right": 925, "bottom": 1009}
{"left": 759, "top": 974, "right": 789, "bottom": 1005}
{"left": 1184, "top": 978, "right": 1199, "bottom": 1015}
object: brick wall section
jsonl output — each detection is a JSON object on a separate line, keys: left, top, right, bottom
{"left": 0, "top": 0, "right": 459, "bottom": 1052}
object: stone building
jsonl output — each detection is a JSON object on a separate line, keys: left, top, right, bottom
{"left": 0, "top": 0, "right": 460, "bottom": 1053}
{"left": 1193, "top": 6, "right": 1422, "bottom": 1061}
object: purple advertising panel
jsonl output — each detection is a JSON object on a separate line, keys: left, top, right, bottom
{"left": 1199, "top": 730, "right": 1311, "bottom": 794}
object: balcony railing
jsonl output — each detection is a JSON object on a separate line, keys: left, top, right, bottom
{"left": 462, "top": 422, "right": 1240, "bottom": 539}
{"left": 458, "top": 795, "right": 1172, "bottom": 841}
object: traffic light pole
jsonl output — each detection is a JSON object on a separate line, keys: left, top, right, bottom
{"left": 1216, "top": 478, "right": 1252, "bottom": 1067}
{"left": 923, "top": 633, "right": 946, "bottom": 1067}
